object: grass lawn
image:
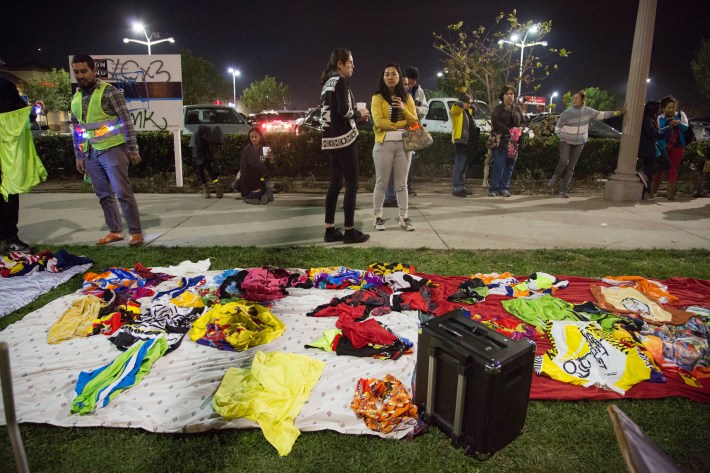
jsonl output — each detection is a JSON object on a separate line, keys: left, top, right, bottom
{"left": 1, "top": 246, "right": 709, "bottom": 473}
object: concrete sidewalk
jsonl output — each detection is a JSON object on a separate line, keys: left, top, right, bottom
{"left": 17, "top": 192, "right": 710, "bottom": 250}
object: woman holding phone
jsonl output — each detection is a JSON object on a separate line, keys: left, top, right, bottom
{"left": 370, "top": 64, "right": 418, "bottom": 232}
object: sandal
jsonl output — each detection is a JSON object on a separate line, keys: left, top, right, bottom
{"left": 97, "top": 233, "right": 124, "bottom": 245}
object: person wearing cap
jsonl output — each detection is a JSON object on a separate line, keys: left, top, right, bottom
{"left": 450, "top": 93, "right": 479, "bottom": 197}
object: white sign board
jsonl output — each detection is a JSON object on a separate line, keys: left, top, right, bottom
{"left": 69, "top": 54, "right": 183, "bottom": 131}
{"left": 69, "top": 54, "right": 185, "bottom": 185}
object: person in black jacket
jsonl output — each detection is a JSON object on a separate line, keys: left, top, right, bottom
{"left": 0, "top": 78, "right": 34, "bottom": 253}
{"left": 319, "top": 48, "right": 370, "bottom": 244}
{"left": 488, "top": 85, "right": 524, "bottom": 197}
{"left": 638, "top": 100, "right": 672, "bottom": 200}
{"left": 238, "top": 126, "right": 273, "bottom": 205}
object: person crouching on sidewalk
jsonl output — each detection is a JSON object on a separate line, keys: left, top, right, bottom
{"left": 239, "top": 126, "right": 273, "bottom": 205}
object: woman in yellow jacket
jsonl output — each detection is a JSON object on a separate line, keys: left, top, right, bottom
{"left": 371, "top": 64, "right": 418, "bottom": 232}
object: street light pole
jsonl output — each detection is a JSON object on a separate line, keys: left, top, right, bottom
{"left": 498, "top": 25, "right": 548, "bottom": 98}
{"left": 549, "top": 91, "right": 558, "bottom": 112}
{"left": 228, "top": 68, "right": 240, "bottom": 107}
{"left": 122, "top": 22, "right": 175, "bottom": 55}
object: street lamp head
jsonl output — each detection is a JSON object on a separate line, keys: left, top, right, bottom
{"left": 123, "top": 38, "right": 130, "bottom": 44}
{"left": 132, "top": 22, "right": 145, "bottom": 33}
{"left": 510, "top": 34, "right": 520, "bottom": 42}
{"left": 168, "top": 38, "right": 175, "bottom": 43}
{"left": 529, "top": 24, "right": 539, "bottom": 34}
{"left": 541, "top": 41, "right": 548, "bottom": 47}
{"left": 552, "top": 91, "right": 558, "bottom": 98}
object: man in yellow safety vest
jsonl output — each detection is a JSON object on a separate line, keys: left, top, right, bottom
{"left": 70, "top": 54, "right": 144, "bottom": 246}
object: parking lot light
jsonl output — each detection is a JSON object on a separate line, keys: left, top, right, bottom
{"left": 498, "top": 24, "right": 548, "bottom": 97}
{"left": 228, "top": 68, "right": 241, "bottom": 108}
{"left": 122, "top": 22, "right": 175, "bottom": 55}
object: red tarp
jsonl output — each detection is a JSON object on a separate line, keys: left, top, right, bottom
{"left": 417, "top": 273, "right": 710, "bottom": 403}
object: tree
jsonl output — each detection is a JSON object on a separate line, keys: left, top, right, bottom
{"left": 21, "top": 68, "right": 72, "bottom": 112}
{"left": 691, "top": 38, "right": 710, "bottom": 102}
{"left": 181, "top": 49, "right": 230, "bottom": 104}
{"left": 433, "top": 11, "right": 569, "bottom": 108}
{"left": 562, "top": 87, "right": 617, "bottom": 110}
{"left": 241, "top": 76, "right": 289, "bottom": 112}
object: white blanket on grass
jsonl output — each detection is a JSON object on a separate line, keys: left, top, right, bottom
{"left": 0, "top": 274, "right": 419, "bottom": 439}
{"left": 0, "top": 263, "right": 92, "bottom": 318}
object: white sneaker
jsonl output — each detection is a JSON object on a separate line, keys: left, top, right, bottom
{"left": 374, "top": 217, "right": 386, "bottom": 231}
{"left": 399, "top": 217, "right": 415, "bottom": 231}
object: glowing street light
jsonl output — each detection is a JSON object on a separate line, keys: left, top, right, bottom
{"left": 228, "top": 68, "right": 241, "bottom": 107}
{"left": 549, "top": 91, "right": 558, "bottom": 112}
{"left": 123, "top": 22, "right": 175, "bottom": 55}
{"left": 498, "top": 24, "right": 548, "bottom": 98}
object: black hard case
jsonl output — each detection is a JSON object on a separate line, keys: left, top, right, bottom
{"left": 415, "top": 308, "right": 535, "bottom": 459}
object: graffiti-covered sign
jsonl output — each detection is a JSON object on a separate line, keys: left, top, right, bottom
{"left": 69, "top": 54, "right": 183, "bottom": 131}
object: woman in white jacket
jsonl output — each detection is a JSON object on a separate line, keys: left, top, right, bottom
{"left": 548, "top": 91, "right": 626, "bottom": 198}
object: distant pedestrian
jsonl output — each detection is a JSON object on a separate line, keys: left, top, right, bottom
{"left": 0, "top": 78, "right": 46, "bottom": 253}
{"left": 319, "top": 48, "right": 370, "bottom": 244}
{"left": 548, "top": 90, "right": 626, "bottom": 198}
{"left": 654, "top": 95, "right": 690, "bottom": 200}
{"left": 238, "top": 126, "right": 273, "bottom": 205}
{"left": 70, "top": 54, "right": 144, "bottom": 246}
{"left": 371, "top": 64, "right": 418, "bottom": 232}
{"left": 638, "top": 100, "right": 672, "bottom": 200}
{"left": 488, "top": 86, "right": 524, "bottom": 197}
{"left": 450, "top": 93, "right": 479, "bottom": 197}
{"left": 383, "top": 66, "right": 428, "bottom": 205}
{"left": 190, "top": 123, "right": 224, "bottom": 198}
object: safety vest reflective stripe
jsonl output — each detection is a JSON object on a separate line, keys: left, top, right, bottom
{"left": 71, "top": 81, "right": 126, "bottom": 152}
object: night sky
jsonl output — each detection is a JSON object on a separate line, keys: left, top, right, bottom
{"left": 3, "top": 0, "right": 708, "bottom": 113}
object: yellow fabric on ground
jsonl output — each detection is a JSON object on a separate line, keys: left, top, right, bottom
{"left": 213, "top": 351, "right": 325, "bottom": 456}
{"left": 188, "top": 300, "right": 285, "bottom": 351}
{"left": 47, "top": 295, "right": 101, "bottom": 344}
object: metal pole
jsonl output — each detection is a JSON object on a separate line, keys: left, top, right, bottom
{"left": 232, "top": 73, "right": 237, "bottom": 107}
{"left": 0, "top": 342, "right": 30, "bottom": 473}
{"left": 518, "top": 43, "right": 525, "bottom": 98}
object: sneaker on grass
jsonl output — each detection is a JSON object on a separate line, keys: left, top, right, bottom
{"left": 373, "top": 217, "right": 386, "bottom": 231}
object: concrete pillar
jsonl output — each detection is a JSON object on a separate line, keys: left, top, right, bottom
{"left": 603, "top": 0, "right": 657, "bottom": 202}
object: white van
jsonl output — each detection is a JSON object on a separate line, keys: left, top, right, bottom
{"left": 420, "top": 98, "right": 491, "bottom": 134}
{"left": 183, "top": 104, "right": 251, "bottom": 135}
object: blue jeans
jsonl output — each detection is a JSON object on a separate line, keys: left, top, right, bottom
{"left": 489, "top": 137, "right": 516, "bottom": 194}
{"left": 85, "top": 144, "right": 142, "bottom": 235}
{"left": 452, "top": 144, "right": 469, "bottom": 192}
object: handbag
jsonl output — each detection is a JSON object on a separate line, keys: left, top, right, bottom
{"left": 486, "top": 131, "right": 501, "bottom": 149}
{"left": 402, "top": 123, "right": 433, "bottom": 152}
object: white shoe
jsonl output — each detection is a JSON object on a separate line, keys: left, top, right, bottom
{"left": 374, "top": 217, "right": 386, "bottom": 231}
{"left": 399, "top": 217, "right": 415, "bottom": 231}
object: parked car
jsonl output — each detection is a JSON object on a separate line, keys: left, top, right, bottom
{"left": 249, "top": 110, "right": 306, "bottom": 133}
{"left": 420, "top": 98, "right": 491, "bottom": 133}
{"left": 183, "top": 104, "right": 250, "bottom": 135}
{"left": 528, "top": 113, "right": 622, "bottom": 139}
{"left": 295, "top": 107, "right": 373, "bottom": 135}
{"left": 690, "top": 120, "right": 710, "bottom": 142}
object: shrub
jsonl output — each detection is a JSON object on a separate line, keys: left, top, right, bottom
{"left": 33, "top": 131, "right": 709, "bottom": 183}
